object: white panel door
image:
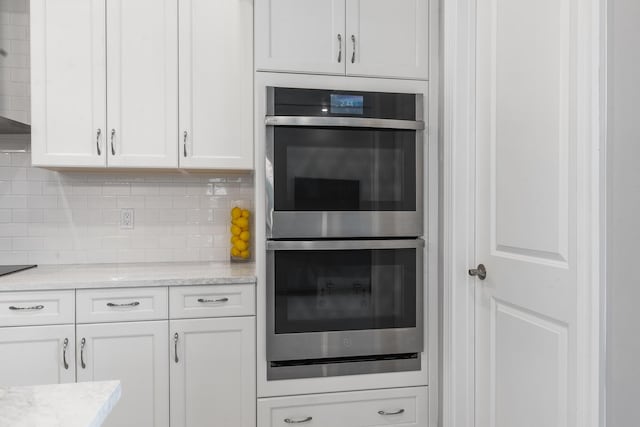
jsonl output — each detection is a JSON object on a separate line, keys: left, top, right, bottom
{"left": 30, "top": 0, "right": 107, "bottom": 168}
{"left": 255, "top": 0, "right": 346, "bottom": 75}
{"left": 178, "top": 0, "right": 253, "bottom": 170}
{"left": 170, "top": 317, "right": 256, "bottom": 427}
{"left": 106, "top": 0, "right": 178, "bottom": 168}
{"left": 345, "top": 0, "right": 429, "bottom": 80}
{"left": 475, "top": 0, "right": 577, "bottom": 426}
{"left": 77, "top": 321, "right": 169, "bottom": 427}
{"left": 0, "top": 325, "right": 75, "bottom": 386}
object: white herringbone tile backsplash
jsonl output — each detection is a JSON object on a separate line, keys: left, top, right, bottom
{"left": 0, "top": 150, "right": 254, "bottom": 265}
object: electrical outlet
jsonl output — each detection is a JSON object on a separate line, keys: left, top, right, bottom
{"left": 120, "top": 208, "right": 134, "bottom": 229}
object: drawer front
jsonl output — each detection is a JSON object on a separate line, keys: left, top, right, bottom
{"left": 169, "top": 284, "right": 255, "bottom": 319}
{"left": 0, "top": 290, "right": 75, "bottom": 327}
{"left": 76, "top": 287, "right": 168, "bottom": 323}
{"left": 258, "top": 387, "right": 428, "bottom": 427}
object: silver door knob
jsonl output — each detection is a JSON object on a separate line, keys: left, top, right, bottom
{"left": 469, "top": 264, "right": 487, "bottom": 280}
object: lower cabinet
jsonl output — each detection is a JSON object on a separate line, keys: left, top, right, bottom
{"left": 170, "top": 317, "right": 256, "bottom": 427}
{"left": 0, "top": 324, "right": 76, "bottom": 386}
{"left": 76, "top": 321, "right": 170, "bottom": 427}
{"left": 258, "top": 386, "right": 428, "bottom": 427}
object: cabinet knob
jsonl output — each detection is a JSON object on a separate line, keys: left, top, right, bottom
{"left": 173, "top": 333, "right": 179, "bottom": 363}
{"left": 110, "top": 129, "right": 116, "bottom": 156}
{"left": 96, "top": 129, "right": 102, "bottom": 156}
{"left": 80, "top": 337, "right": 87, "bottom": 369}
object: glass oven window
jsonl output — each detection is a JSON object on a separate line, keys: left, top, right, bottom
{"left": 274, "top": 248, "right": 417, "bottom": 334}
{"left": 273, "top": 127, "right": 416, "bottom": 211}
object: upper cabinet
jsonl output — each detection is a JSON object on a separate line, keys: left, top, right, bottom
{"left": 255, "top": 0, "right": 429, "bottom": 80}
{"left": 30, "top": 0, "right": 253, "bottom": 170}
{"left": 178, "top": 0, "right": 253, "bottom": 170}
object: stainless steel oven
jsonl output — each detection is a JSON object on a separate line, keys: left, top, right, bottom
{"left": 265, "top": 87, "right": 424, "bottom": 239}
{"left": 266, "top": 239, "right": 424, "bottom": 380}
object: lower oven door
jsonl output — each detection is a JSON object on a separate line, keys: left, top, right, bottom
{"left": 266, "top": 239, "right": 424, "bottom": 362}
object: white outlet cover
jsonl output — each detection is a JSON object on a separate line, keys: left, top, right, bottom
{"left": 120, "top": 208, "right": 134, "bottom": 229}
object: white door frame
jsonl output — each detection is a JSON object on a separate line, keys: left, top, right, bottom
{"left": 440, "top": 0, "right": 606, "bottom": 426}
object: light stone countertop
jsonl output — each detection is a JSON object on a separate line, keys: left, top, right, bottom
{"left": 0, "top": 261, "right": 256, "bottom": 292}
{"left": 0, "top": 381, "right": 121, "bottom": 427}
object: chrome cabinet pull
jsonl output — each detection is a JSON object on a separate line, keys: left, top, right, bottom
{"left": 197, "top": 297, "right": 229, "bottom": 304}
{"left": 80, "top": 338, "right": 86, "bottom": 369}
{"left": 9, "top": 304, "right": 44, "bottom": 311}
{"left": 96, "top": 129, "right": 102, "bottom": 156}
{"left": 378, "top": 409, "right": 405, "bottom": 416}
{"left": 337, "top": 34, "right": 342, "bottom": 63}
{"left": 351, "top": 34, "right": 356, "bottom": 63}
{"left": 106, "top": 301, "right": 140, "bottom": 308}
{"left": 284, "top": 417, "right": 312, "bottom": 424}
{"left": 110, "top": 129, "right": 116, "bottom": 155}
{"left": 183, "top": 131, "right": 188, "bottom": 157}
{"left": 62, "top": 338, "right": 69, "bottom": 370}
{"left": 173, "top": 333, "right": 179, "bottom": 363}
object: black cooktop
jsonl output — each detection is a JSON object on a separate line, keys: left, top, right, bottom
{"left": 0, "top": 265, "right": 37, "bottom": 277}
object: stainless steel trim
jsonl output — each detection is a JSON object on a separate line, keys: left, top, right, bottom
{"left": 80, "top": 338, "right": 86, "bottom": 369}
{"left": 267, "top": 238, "right": 425, "bottom": 251}
{"left": 337, "top": 34, "right": 342, "bottom": 63}
{"left": 266, "top": 241, "right": 424, "bottom": 361}
{"left": 265, "top": 115, "right": 425, "bottom": 130}
{"left": 110, "top": 129, "right": 116, "bottom": 155}
{"left": 284, "top": 417, "right": 312, "bottom": 424}
{"left": 378, "top": 409, "right": 405, "bottom": 416}
{"left": 197, "top": 297, "right": 229, "bottom": 304}
{"left": 183, "top": 131, "right": 188, "bottom": 157}
{"left": 106, "top": 301, "right": 140, "bottom": 307}
{"left": 351, "top": 34, "right": 356, "bottom": 63}
{"left": 268, "top": 355, "right": 421, "bottom": 380}
{"left": 96, "top": 129, "right": 102, "bottom": 156}
{"left": 8, "top": 304, "right": 44, "bottom": 311}
{"left": 62, "top": 338, "right": 69, "bottom": 370}
{"left": 173, "top": 333, "right": 179, "bottom": 363}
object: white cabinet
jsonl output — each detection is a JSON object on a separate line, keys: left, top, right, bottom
{"left": 255, "top": 0, "right": 346, "bottom": 75}
{"left": 255, "top": 0, "right": 429, "bottom": 80}
{"left": 170, "top": 317, "right": 256, "bottom": 427}
{"left": 77, "top": 321, "right": 170, "bottom": 427}
{"left": 106, "top": 0, "right": 179, "bottom": 168}
{"left": 178, "top": 0, "right": 253, "bottom": 170}
{"left": 30, "top": 0, "right": 107, "bottom": 168}
{"left": 0, "top": 325, "right": 75, "bottom": 386}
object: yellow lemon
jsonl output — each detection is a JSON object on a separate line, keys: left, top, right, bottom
{"left": 231, "top": 247, "right": 240, "bottom": 257}
{"left": 234, "top": 240, "right": 248, "bottom": 251}
{"left": 230, "top": 235, "right": 239, "bottom": 244}
{"left": 240, "top": 250, "right": 250, "bottom": 259}
{"left": 239, "top": 231, "right": 251, "bottom": 241}
{"left": 231, "top": 207, "right": 241, "bottom": 219}
{"left": 241, "top": 209, "right": 250, "bottom": 218}
{"left": 231, "top": 225, "right": 241, "bottom": 236}
{"left": 231, "top": 218, "right": 239, "bottom": 226}
{"left": 236, "top": 217, "right": 249, "bottom": 230}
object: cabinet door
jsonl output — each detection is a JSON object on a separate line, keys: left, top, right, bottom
{"left": 106, "top": 0, "right": 179, "bottom": 168}
{"left": 0, "top": 325, "right": 75, "bottom": 386}
{"left": 77, "top": 321, "right": 169, "bottom": 427}
{"left": 255, "top": 0, "right": 346, "bottom": 75}
{"left": 346, "top": 0, "right": 429, "bottom": 80}
{"left": 178, "top": 0, "right": 253, "bottom": 170}
{"left": 170, "top": 317, "right": 256, "bottom": 427}
{"left": 30, "top": 0, "right": 107, "bottom": 167}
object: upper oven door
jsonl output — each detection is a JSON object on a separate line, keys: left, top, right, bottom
{"left": 266, "top": 88, "right": 424, "bottom": 239}
{"left": 266, "top": 239, "right": 424, "bottom": 361}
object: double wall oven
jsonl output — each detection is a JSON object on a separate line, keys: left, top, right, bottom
{"left": 265, "top": 87, "right": 425, "bottom": 380}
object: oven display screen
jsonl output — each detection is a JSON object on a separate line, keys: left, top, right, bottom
{"left": 330, "top": 94, "right": 364, "bottom": 115}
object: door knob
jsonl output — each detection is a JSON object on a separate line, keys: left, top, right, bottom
{"left": 469, "top": 264, "right": 487, "bottom": 280}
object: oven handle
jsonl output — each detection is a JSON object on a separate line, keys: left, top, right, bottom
{"left": 266, "top": 239, "right": 425, "bottom": 251}
{"left": 265, "top": 115, "right": 425, "bottom": 131}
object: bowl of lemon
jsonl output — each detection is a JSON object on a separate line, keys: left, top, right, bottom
{"left": 230, "top": 206, "right": 251, "bottom": 262}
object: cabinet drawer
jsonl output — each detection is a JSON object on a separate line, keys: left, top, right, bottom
{"left": 0, "top": 290, "right": 75, "bottom": 327}
{"left": 77, "top": 287, "right": 168, "bottom": 323}
{"left": 258, "top": 386, "right": 428, "bottom": 427}
{"left": 169, "top": 284, "right": 255, "bottom": 319}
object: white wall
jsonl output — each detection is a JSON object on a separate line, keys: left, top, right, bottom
{"left": 606, "top": 0, "right": 640, "bottom": 425}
